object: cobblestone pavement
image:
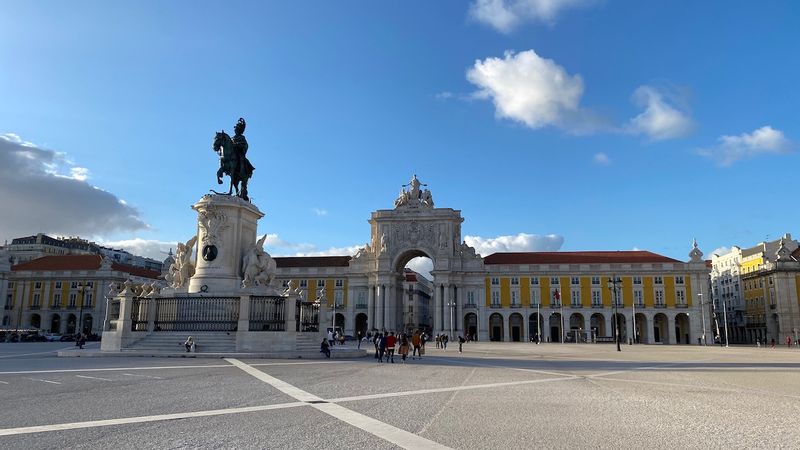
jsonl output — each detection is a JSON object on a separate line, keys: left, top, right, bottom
{"left": 1, "top": 341, "right": 799, "bottom": 449}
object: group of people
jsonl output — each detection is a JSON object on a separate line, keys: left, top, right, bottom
{"left": 370, "top": 330, "right": 427, "bottom": 363}
{"left": 755, "top": 336, "right": 800, "bottom": 349}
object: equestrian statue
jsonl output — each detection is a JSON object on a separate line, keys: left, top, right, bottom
{"left": 212, "top": 117, "right": 255, "bottom": 201}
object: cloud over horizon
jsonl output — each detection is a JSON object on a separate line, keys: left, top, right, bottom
{"left": 465, "top": 232, "right": 564, "bottom": 256}
{"left": 0, "top": 133, "right": 148, "bottom": 243}
{"left": 699, "top": 126, "right": 791, "bottom": 166}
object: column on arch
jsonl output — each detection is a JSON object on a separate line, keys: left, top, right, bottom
{"left": 376, "top": 285, "right": 385, "bottom": 331}
{"left": 443, "top": 284, "right": 451, "bottom": 336}
{"left": 454, "top": 284, "right": 461, "bottom": 334}
{"left": 433, "top": 283, "right": 442, "bottom": 335}
{"left": 368, "top": 284, "right": 376, "bottom": 331}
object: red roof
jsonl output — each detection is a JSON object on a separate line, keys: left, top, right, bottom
{"left": 483, "top": 251, "right": 681, "bottom": 265}
{"left": 12, "top": 255, "right": 161, "bottom": 279}
{"left": 274, "top": 256, "right": 351, "bottom": 268}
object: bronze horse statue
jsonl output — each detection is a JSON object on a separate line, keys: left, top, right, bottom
{"left": 212, "top": 130, "right": 254, "bottom": 201}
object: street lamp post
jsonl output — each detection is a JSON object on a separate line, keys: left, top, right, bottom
{"left": 631, "top": 291, "right": 637, "bottom": 344}
{"left": 536, "top": 298, "right": 540, "bottom": 344}
{"left": 608, "top": 276, "right": 622, "bottom": 352}
{"left": 698, "top": 293, "right": 707, "bottom": 346}
{"left": 721, "top": 295, "right": 729, "bottom": 348}
{"left": 555, "top": 289, "right": 563, "bottom": 344}
{"left": 77, "top": 281, "right": 88, "bottom": 336}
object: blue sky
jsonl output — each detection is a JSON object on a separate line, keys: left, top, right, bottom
{"left": 1, "top": 1, "right": 799, "bottom": 263}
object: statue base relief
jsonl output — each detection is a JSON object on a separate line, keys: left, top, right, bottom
{"left": 188, "top": 194, "right": 264, "bottom": 294}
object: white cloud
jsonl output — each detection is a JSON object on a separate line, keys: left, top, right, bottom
{"left": 627, "top": 85, "right": 693, "bottom": 140}
{"left": 100, "top": 238, "right": 176, "bottom": 260}
{"left": 710, "top": 246, "right": 733, "bottom": 257}
{"left": 467, "top": 50, "right": 603, "bottom": 133}
{"left": 69, "top": 167, "right": 90, "bottom": 181}
{"left": 593, "top": 152, "right": 610, "bottom": 165}
{"left": 405, "top": 256, "right": 434, "bottom": 281}
{"left": 0, "top": 133, "right": 148, "bottom": 243}
{"left": 312, "top": 208, "right": 328, "bottom": 217}
{"left": 435, "top": 91, "right": 454, "bottom": 100}
{"left": 262, "top": 233, "right": 359, "bottom": 257}
{"left": 699, "top": 126, "right": 791, "bottom": 166}
{"left": 464, "top": 232, "right": 564, "bottom": 256}
{"left": 469, "top": 0, "right": 596, "bottom": 33}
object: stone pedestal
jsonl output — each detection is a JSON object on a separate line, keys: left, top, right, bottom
{"left": 188, "top": 194, "right": 264, "bottom": 294}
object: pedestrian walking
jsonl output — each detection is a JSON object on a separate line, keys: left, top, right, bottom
{"left": 328, "top": 330, "right": 335, "bottom": 347}
{"left": 787, "top": 335, "right": 792, "bottom": 348}
{"left": 357, "top": 331, "right": 362, "bottom": 349}
{"left": 442, "top": 334, "right": 448, "bottom": 350}
{"left": 374, "top": 333, "right": 381, "bottom": 360}
{"left": 399, "top": 335, "right": 410, "bottom": 363}
{"left": 378, "top": 333, "right": 387, "bottom": 363}
{"left": 183, "top": 336, "right": 195, "bottom": 353}
{"left": 77, "top": 333, "right": 86, "bottom": 350}
{"left": 320, "top": 338, "right": 331, "bottom": 358}
{"left": 386, "top": 332, "right": 397, "bottom": 363}
{"left": 771, "top": 338, "right": 776, "bottom": 348}
{"left": 458, "top": 335, "right": 465, "bottom": 353}
{"left": 411, "top": 331, "right": 422, "bottom": 359}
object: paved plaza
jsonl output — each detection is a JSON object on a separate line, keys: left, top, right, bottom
{"left": 1, "top": 341, "right": 799, "bottom": 449}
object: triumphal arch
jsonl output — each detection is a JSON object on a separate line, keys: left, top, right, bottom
{"left": 346, "top": 175, "right": 485, "bottom": 333}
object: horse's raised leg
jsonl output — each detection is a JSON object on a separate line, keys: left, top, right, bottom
{"left": 216, "top": 167, "right": 224, "bottom": 185}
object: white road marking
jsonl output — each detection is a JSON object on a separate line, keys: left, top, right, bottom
{"left": 0, "top": 380, "right": 8, "bottom": 384}
{"left": 0, "top": 360, "right": 351, "bottom": 376}
{"left": 24, "top": 377, "right": 61, "bottom": 385}
{"left": 0, "top": 401, "right": 307, "bottom": 437}
{"left": 0, "top": 346, "right": 79, "bottom": 359}
{"left": 122, "top": 373, "right": 162, "bottom": 380}
{"left": 76, "top": 375, "right": 113, "bottom": 382}
{"left": 226, "top": 358, "right": 451, "bottom": 450}
{"left": 328, "top": 375, "right": 579, "bottom": 403}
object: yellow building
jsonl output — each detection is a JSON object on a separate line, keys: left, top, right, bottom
{"left": 2, "top": 255, "right": 161, "bottom": 335}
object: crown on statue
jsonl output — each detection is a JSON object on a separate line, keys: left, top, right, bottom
{"left": 235, "top": 117, "right": 246, "bottom": 133}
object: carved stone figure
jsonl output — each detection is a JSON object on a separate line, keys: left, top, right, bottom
{"left": 167, "top": 236, "right": 198, "bottom": 288}
{"left": 380, "top": 232, "right": 387, "bottom": 253}
{"left": 212, "top": 117, "right": 255, "bottom": 201}
{"left": 241, "top": 234, "right": 277, "bottom": 288}
{"left": 394, "top": 174, "right": 433, "bottom": 209}
{"left": 421, "top": 189, "right": 434, "bottom": 208}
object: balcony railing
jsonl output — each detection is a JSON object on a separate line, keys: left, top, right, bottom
{"left": 654, "top": 303, "right": 666, "bottom": 308}
{"left": 29, "top": 305, "right": 41, "bottom": 310}
{"left": 490, "top": 303, "right": 502, "bottom": 308}
{"left": 675, "top": 304, "right": 688, "bottom": 308}
{"left": 592, "top": 303, "right": 604, "bottom": 308}
{"left": 355, "top": 303, "right": 368, "bottom": 309}
{"left": 464, "top": 303, "right": 477, "bottom": 309}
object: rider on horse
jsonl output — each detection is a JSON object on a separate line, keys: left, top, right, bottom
{"left": 215, "top": 117, "right": 255, "bottom": 201}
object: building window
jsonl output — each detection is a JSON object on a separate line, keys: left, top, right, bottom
{"left": 335, "top": 279, "right": 343, "bottom": 288}
{"left": 511, "top": 290, "right": 519, "bottom": 306}
{"left": 299, "top": 280, "right": 308, "bottom": 288}
{"left": 86, "top": 281, "right": 93, "bottom": 288}
{"left": 491, "top": 277, "right": 500, "bottom": 286}
{"left": 71, "top": 281, "right": 78, "bottom": 289}
{"left": 32, "top": 293, "right": 40, "bottom": 307}
{"left": 551, "top": 277, "right": 560, "bottom": 285}
{"left": 655, "top": 290, "right": 664, "bottom": 307}
{"left": 531, "top": 289, "right": 540, "bottom": 306}
{"left": 34, "top": 282, "right": 42, "bottom": 289}
{"left": 317, "top": 280, "right": 326, "bottom": 288}
{"left": 68, "top": 293, "right": 77, "bottom": 308}
{"left": 571, "top": 277, "right": 580, "bottom": 285}
{"left": 53, "top": 293, "right": 61, "bottom": 308}
{"left": 356, "top": 291, "right": 367, "bottom": 308}
{"left": 7, "top": 282, "right": 13, "bottom": 289}
{"left": 612, "top": 290, "right": 622, "bottom": 307}
{"left": 654, "top": 276, "right": 663, "bottom": 285}
{"left": 551, "top": 289, "right": 561, "bottom": 306}
{"left": 467, "top": 291, "right": 476, "bottom": 306}
{"left": 491, "top": 290, "right": 500, "bottom": 306}
{"left": 530, "top": 277, "right": 539, "bottom": 285}
{"left": 334, "top": 291, "right": 343, "bottom": 307}
{"left": 633, "top": 276, "right": 642, "bottom": 285}
{"left": 55, "top": 281, "right": 62, "bottom": 289}
{"left": 511, "top": 277, "right": 519, "bottom": 286}
{"left": 591, "top": 290, "right": 601, "bottom": 307}
{"left": 676, "top": 290, "right": 686, "bottom": 305}
{"left": 571, "top": 290, "right": 581, "bottom": 306}
{"left": 85, "top": 293, "right": 93, "bottom": 307}
{"left": 634, "top": 290, "right": 643, "bottom": 307}
{"left": 675, "top": 276, "right": 684, "bottom": 285}
{"left": 591, "top": 276, "right": 600, "bottom": 285}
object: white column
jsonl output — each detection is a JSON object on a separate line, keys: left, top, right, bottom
{"left": 367, "top": 284, "right": 376, "bottom": 331}
{"left": 433, "top": 283, "right": 442, "bottom": 335}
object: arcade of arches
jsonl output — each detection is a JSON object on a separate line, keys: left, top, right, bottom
{"left": 273, "top": 175, "right": 710, "bottom": 345}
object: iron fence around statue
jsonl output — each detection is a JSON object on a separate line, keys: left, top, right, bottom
{"left": 154, "top": 297, "right": 239, "bottom": 332}
{"left": 131, "top": 297, "right": 150, "bottom": 332}
{"left": 248, "top": 296, "right": 285, "bottom": 331}
{"left": 296, "top": 300, "right": 320, "bottom": 332}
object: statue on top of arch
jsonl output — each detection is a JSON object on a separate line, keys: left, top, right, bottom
{"left": 394, "top": 174, "right": 434, "bottom": 209}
